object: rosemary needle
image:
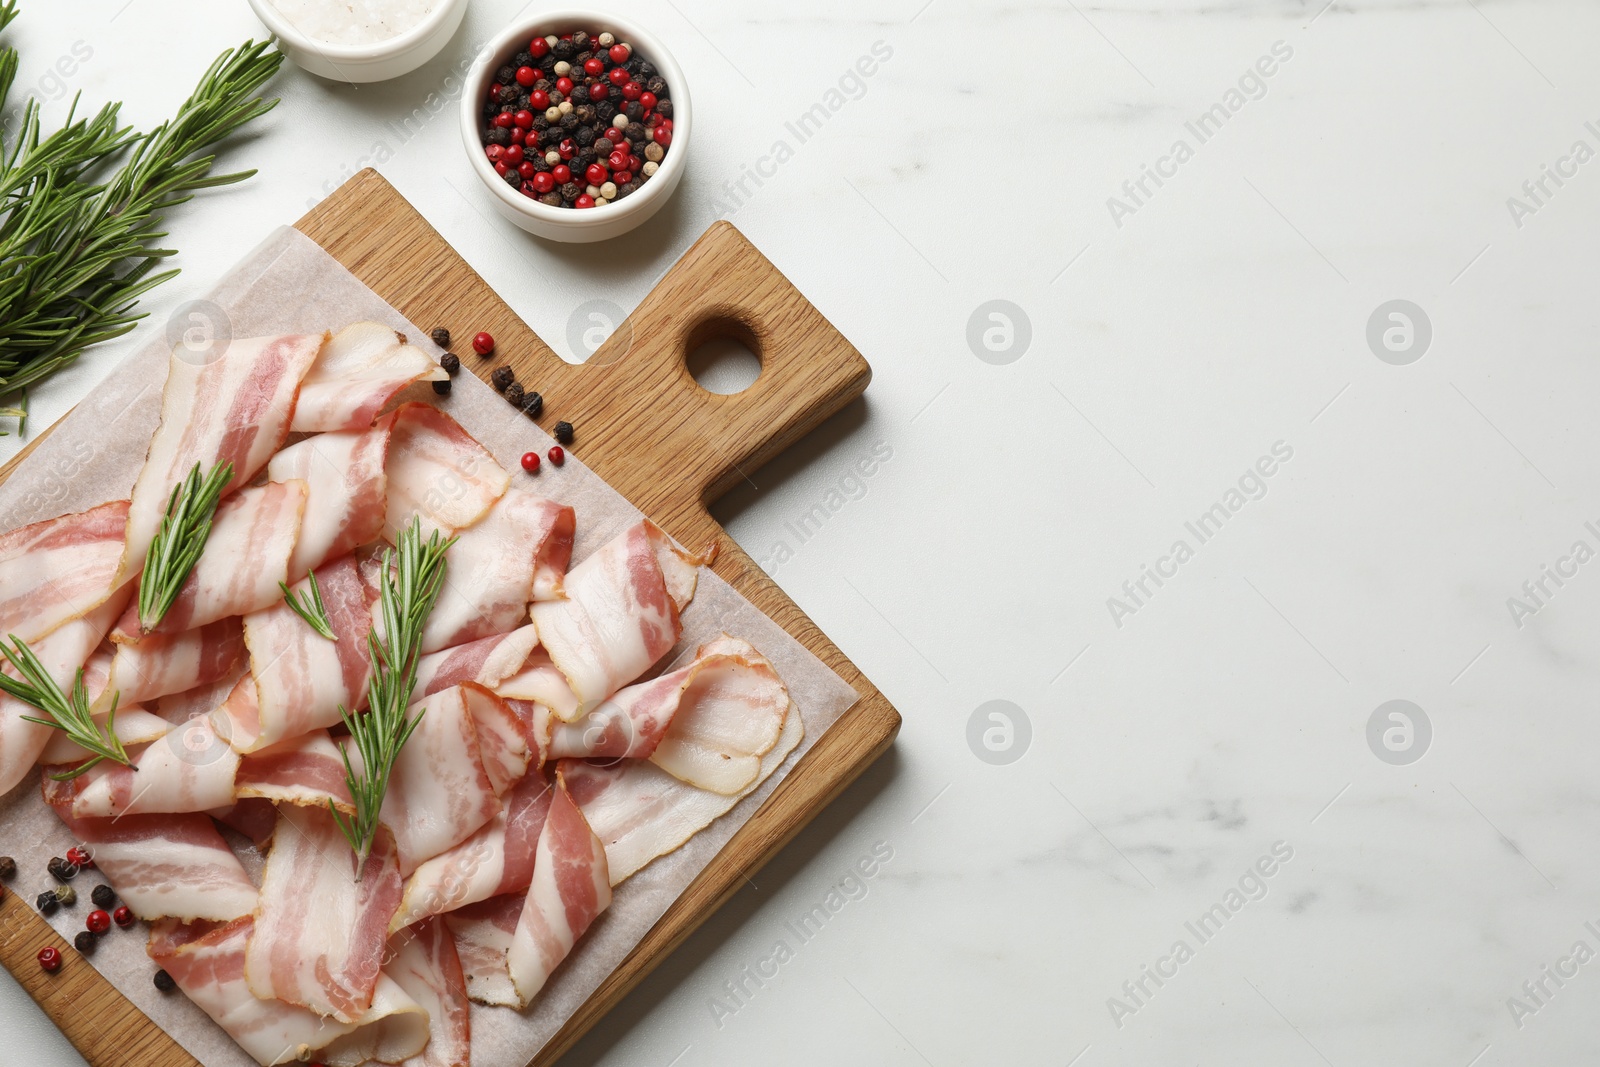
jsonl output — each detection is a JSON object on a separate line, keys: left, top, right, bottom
{"left": 280, "top": 572, "right": 336, "bottom": 641}
{"left": 0, "top": 635, "right": 131, "bottom": 779}
{"left": 138, "top": 460, "right": 233, "bottom": 632}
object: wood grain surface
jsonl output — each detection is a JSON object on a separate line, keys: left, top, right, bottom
{"left": 0, "top": 168, "right": 900, "bottom": 1067}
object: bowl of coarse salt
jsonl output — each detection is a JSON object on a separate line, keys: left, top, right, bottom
{"left": 247, "top": 0, "right": 469, "bottom": 82}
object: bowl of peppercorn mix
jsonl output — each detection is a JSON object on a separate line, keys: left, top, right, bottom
{"left": 460, "top": 12, "right": 689, "bottom": 242}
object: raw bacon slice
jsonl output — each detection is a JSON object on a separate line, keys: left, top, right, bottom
{"left": 443, "top": 895, "right": 524, "bottom": 1008}
{"left": 266, "top": 426, "right": 390, "bottom": 581}
{"left": 38, "top": 706, "right": 169, "bottom": 765}
{"left": 647, "top": 635, "right": 791, "bottom": 794}
{"left": 120, "top": 332, "right": 325, "bottom": 582}
{"left": 463, "top": 683, "right": 533, "bottom": 796}
{"left": 495, "top": 647, "right": 578, "bottom": 722}
{"left": 420, "top": 490, "right": 575, "bottom": 652}
{"left": 65, "top": 714, "right": 240, "bottom": 816}
{"left": 390, "top": 770, "right": 553, "bottom": 931}
{"left": 291, "top": 322, "right": 447, "bottom": 434}
{"left": 98, "top": 617, "right": 245, "bottom": 711}
{"left": 149, "top": 917, "right": 428, "bottom": 1067}
{"left": 245, "top": 804, "right": 403, "bottom": 1022}
{"left": 379, "top": 686, "right": 502, "bottom": 877}
{"left": 234, "top": 554, "right": 378, "bottom": 752}
{"left": 415, "top": 625, "right": 539, "bottom": 698}
{"left": 379, "top": 403, "right": 509, "bottom": 540}
{"left": 0, "top": 589, "right": 128, "bottom": 795}
{"left": 362, "top": 918, "right": 471, "bottom": 1067}
{"left": 234, "top": 729, "right": 354, "bottom": 812}
{"left": 562, "top": 704, "right": 803, "bottom": 884}
{"left": 528, "top": 520, "right": 707, "bottom": 718}
{"left": 46, "top": 808, "right": 258, "bottom": 921}
{"left": 507, "top": 771, "right": 610, "bottom": 1005}
{"left": 0, "top": 499, "right": 128, "bottom": 642}
{"left": 114, "top": 479, "right": 310, "bottom": 639}
{"left": 210, "top": 796, "right": 278, "bottom": 847}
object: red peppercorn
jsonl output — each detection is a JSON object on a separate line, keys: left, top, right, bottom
{"left": 529, "top": 36, "right": 549, "bottom": 58}
{"left": 515, "top": 65, "right": 536, "bottom": 87}
{"left": 503, "top": 144, "right": 523, "bottom": 164}
{"left": 555, "top": 76, "right": 573, "bottom": 95}
{"left": 629, "top": 153, "right": 642, "bottom": 170}
{"left": 622, "top": 81, "right": 642, "bottom": 101}
{"left": 517, "top": 161, "right": 536, "bottom": 179}
{"left": 575, "top": 194, "right": 595, "bottom": 209}
{"left": 493, "top": 112, "right": 513, "bottom": 128}
{"left": 585, "top": 162, "right": 608, "bottom": 185}
{"left": 532, "top": 171, "right": 555, "bottom": 193}
{"left": 66, "top": 847, "right": 92, "bottom": 869}
{"left": 609, "top": 43, "right": 630, "bottom": 63}
{"left": 513, "top": 109, "right": 533, "bottom": 128}
{"left": 551, "top": 164, "right": 571, "bottom": 184}
{"left": 530, "top": 89, "right": 549, "bottom": 110}
{"left": 520, "top": 451, "right": 540, "bottom": 473}
{"left": 472, "top": 332, "right": 495, "bottom": 355}
{"left": 86, "top": 909, "right": 111, "bottom": 935}
{"left": 584, "top": 57, "right": 605, "bottom": 75}
{"left": 547, "top": 446, "right": 565, "bottom": 466}
{"left": 493, "top": 161, "right": 508, "bottom": 176}
{"left": 520, "top": 182, "right": 537, "bottom": 197}
{"left": 614, "top": 170, "right": 633, "bottom": 184}
{"left": 607, "top": 150, "right": 629, "bottom": 170}
{"left": 639, "top": 91, "right": 657, "bottom": 110}
{"left": 112, "top": 906, "right": 134, "bottom": 928}
{"left": 653, "top": 127, "right": 672, "bottom": 148}
{"left": 38, "top": 947, "right": 61, "bottom": 973}
{"left": 609, "top": 67, "right": 629, "bottom": 86}
{"left": 658, "top": 119, "right": 674, "bottom": 132}
{"left": 558, "top": 139, "right": 576, "bottom": 160}
{"left": 485, "top": 144, "right": 504, "bottom": 162}
{"left": 588, "top": 83, "right": 608, "bottom": 101}
{"left": 488, "top": 83, "right": 503, "bottom": 100}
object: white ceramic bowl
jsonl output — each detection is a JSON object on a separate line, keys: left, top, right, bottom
{"left": 458, "top": 12, "right": 690, "bottom": 243}
{"left": 248, "top": 0, "right": 469, "bottom": 83}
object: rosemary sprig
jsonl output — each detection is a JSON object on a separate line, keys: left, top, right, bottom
{"left": 0, "top": 5, "right": 282, "bottom": 434}
{"left": 333, "top": 519, "right": 456, "bottom": 864}
{"left": 280, "top": 572, "right": 336, "bottom": 641}
{"left": 0, "top": 634, "right": 130, "bottom": 780}
{"left": 138, "top": 460, "right": 233, "bottom": 631}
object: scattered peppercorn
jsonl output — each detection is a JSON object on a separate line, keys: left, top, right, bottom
{"left": 91, "top": 885, "right": 115, "bottom": 910}
{"left": 491, "top": 365, "right": 515, "bottom": 392}
{"left": 520, "top": 451, "right": 540, "bottom": 473}
{"left": 37, "top": 946, "right": 61, "bottom": 973}
{"left": 154, "top": 968, "right": 176, "bottom": 993}
{"left": 554, "top": 421, "right": 574, "bottom": 445}
{"left": 430, "top": 327, "right": 451, "bottom": 348}
{"left": 74, "top": 931, "right": 95, "bottom": 955}
{"left": 482, "top": 29, "right": 673, "bottom": 208}
{"left": 440, "top": 352, "right": 460, "bottom": 375}
{"left": 0, "top": 856, "right": 15, "bottom": 880}
{"left": 47, "top": 856, "right": 78, "bottom": 882}
{"left": 504, "top": 381, "right": 525, "bottom": 408}
{"left": 521, "top": 390, "right": 544, "bottom": 419}
{"left": 472, "top": 331, "right": 495, "bottom": 355}
{"left": 547, "top": 445, "right": 565, "bottom": 466}
{"left": 113, "top": 905, "right": 134, "bottom": 928}
{"left": 66, "top": 846, "right": 92, "bottom": 869}
{"left": 432, "top": 379, "right": 452, "bottom": 396}
{"left": 53, "top": 884, "right": 76, "bottom": 907}
{"left": 36, "top": 891, "right": 58, "bottom": 916}
{"left": 86, "top": 909, "right": 111, "bottom": 935}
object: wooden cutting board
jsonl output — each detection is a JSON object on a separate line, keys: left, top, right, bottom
{"left": 0, "top": 169, "right": 900, "bottom": 1066}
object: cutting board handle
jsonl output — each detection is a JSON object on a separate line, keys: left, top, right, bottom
{"left": 578, "top": 221, "right": 871, "bottom": 509}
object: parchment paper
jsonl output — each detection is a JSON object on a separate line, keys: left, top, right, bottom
{"left": 0, "top": 227, "right": 861, "bottom": 1067}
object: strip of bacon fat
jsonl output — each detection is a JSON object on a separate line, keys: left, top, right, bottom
{"left": 378, "top": 403, "right": 509, "bottom": 541}
{"left": 0, "top": 499, "right": 128, "bottom": 643}
{"left": 290, "top": 322, "right": 447, "bottom": 434}
{"left": 344, "top": 917, "right": 471, "bottom": 1067}
{"left": 266, "top": 425, "right": 390, "bottom": 581}
{"left": 97, "top": 617, "right": 245, "bottom": 712}
{"left": 442, "top": 895, "right": 523, "bottom": 1008}
{"left": 414, "top": 625, "right": 539, "bottom": 698}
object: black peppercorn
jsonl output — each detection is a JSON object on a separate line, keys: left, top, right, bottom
{"left": 504, "top": 382, "right": 524, "bottom": 407}
{"left": 594, "top": 136, "right": 614, "bottom": 155}
{"left": 154, "top": 969, "right": 176, "bottom": 993}
{"left": 90, "top": 884, "right": 115, "bottom": 909}
{"left": 432, "top": 379, "right": 452, "bottom": 396}
{"left": 491, "top": 366, "right": 515, "bottom": 392}
{"left": 625, "top": 56, "right": 644, "bottom": 75}
{"left": 542, "top": 127, "right": 564, "bottom": 147}
{"left": 47, "top": 856, "right": 78, "bottom": 882}
{"left": 497, "top": 64, "right": 516, "bottom": 84}
{"left": 554, "top": 421, "right": 574, "bottom": 445}
{"left": 539, "top": 192, "right": 563, "bottom": 207}
{"left": 439, "top": 352, "right": 460, "bottom": 375}
{"left": 54, "top": 884, "right": 76, "bottom": 907}
{"left": 521, "top": 391, "right": 544, "bottom": 419}
{"left": 75, "top": 931, "right": 95, "bottom": 955}
{"left": 497, "top": 85, "right": 518, "bottom": 104}
{"left": 503, "top": 168, "right": 521, "bottom": 187}
{"left": 654, "top": 98, "right": 673, "bottom": 119}
{"left": 574, "top": 50, "right": 593, "bottom": 69}
{"left": 547, "top": 89, "right": 565, "bottom": 106}
{"left": 619, "top": 180, "right": 640, "bottom": 198}
{"left": 597, "top": 101, "right": 618, "bottom": 122}
{"left": 574, "top": 125, "right": 595, "bottom": 147}
{"left": 532, "top": 114, "right": 551, "bottom": 131}
{"left": 560, "top": 112, "right": 579, "bottom": 131}
{"left": 571, "top": 31, "right": 590, "bottom": 51}
{"left": 430, "top": 327, "right": 451, "bottom": 348}
{"left": 513, "top": 49, "right": 533, "bottom": 67}
{"left": 534, "top": 77, "right": 552, "bottom": 93}
{"left": 575, "top": 104, "right": 597, "bottom": 124}
{"left": 560, "top": 181, "right": 583, "bottom": 201}
{"left": 553, "top": 39, "right": 575, "bottom": 60}
{"left": 638, "top": 60, "right": 657, "bottom": 79}
{"left": 36, "top": 890, "right": 58, "bottom": 916}
{"left": 624, "top": 101, "right": 643, "bottom": 122}
{"left": 0, "top": 856, "right": 14, "bottom": 880}
{"left": 625, "top": 122, "right": 647, "bottom": 144}
{"left": 646, "top": 75, "right": 667, "bottom": 96}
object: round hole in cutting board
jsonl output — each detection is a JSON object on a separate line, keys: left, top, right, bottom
{"left": 687, "top": 336, "right": 761, "bottom": 395}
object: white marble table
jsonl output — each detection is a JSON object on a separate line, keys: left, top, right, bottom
{"left": 6, "top": 0, "right": 1600, "bottom": 1063}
